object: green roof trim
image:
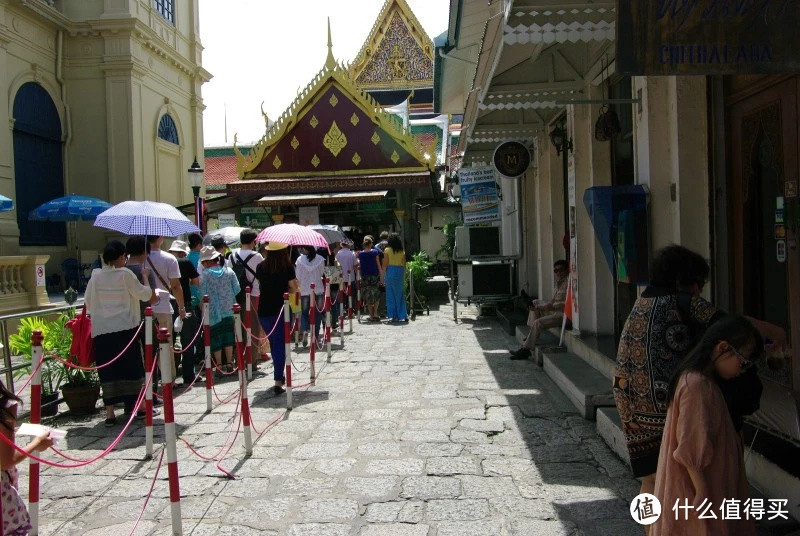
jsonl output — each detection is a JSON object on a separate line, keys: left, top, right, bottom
{"left": 204, "top": 146, "right": 252, "bottom": 158}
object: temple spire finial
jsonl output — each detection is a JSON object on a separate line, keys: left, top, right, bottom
{"left": 325, "top": 17, "right": 336, "bottom": 69}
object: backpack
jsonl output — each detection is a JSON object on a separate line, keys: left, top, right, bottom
{"left": 231, "top": 251, "right": 256, "bottom": 307}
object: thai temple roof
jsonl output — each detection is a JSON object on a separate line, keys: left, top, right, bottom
{"left": 349, "top": 0, "right": 434, "bottom": 91}
{"left": 231, "top": 20, "right": 436, "bottom": 196}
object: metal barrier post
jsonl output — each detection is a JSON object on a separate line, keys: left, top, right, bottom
{"left": 244, "top": 286, "right": 253, "bottom": 380}
{"left": 144, "top": 308, "right": 154, "bottom": 457}
{"left": 233, "top": 305, "right": 252, "bottom": 455}
{"left": 29, "top": 330, "right": 43, "bottom": 535}
{"left": 202, "top": 297, "right": 212, "bottom": 412}
{"left": 347, "top": 270, "right": 353, "bottom": 332}
{"left": 283, "top": 293, "right": 293, "bottom": 409}
{"left": 158, "top": 327, "right": 183, "bottom": 535}
{"left": 309, "top": 283, "right": 316, "bottom": 384}
{"left": 338, "top": 285, "right": 345, "bottom": 346}
{"left": 355, "top": 265, "right": 362, "bottom": 323}
{"left": 324, "top": 278, "right": 332, "bottom": 362}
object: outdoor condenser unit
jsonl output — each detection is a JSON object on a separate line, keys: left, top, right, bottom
{"left": 457, "top": 260, "right": 513, "bottom": 298}
{"left": 453, "top": 225, "right": 502, "bottom": 260}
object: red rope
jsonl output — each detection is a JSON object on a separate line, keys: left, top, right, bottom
{"left": 46, "top": 322, "right": 144, "bottom": 371}
{"left": 127, "top": 448, "right": 164, "bottom": 536}
{"left": 249, "top": 305, "right": 286, "bottom": 342}
{"left": 173, "top": 311, "right": 205, "bottom": 354}
{"left": 14, "top": 356, "right": 46, "bottom": 396}
{"left": 180, "top": 395, "right": 240, "bottom": 463}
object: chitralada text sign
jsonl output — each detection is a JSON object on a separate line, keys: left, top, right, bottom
{"left": 617, "top": 1, "right": 800, "bottom": 75}
{"left": 459, "top": 166, "right": 500, "bottom": 225}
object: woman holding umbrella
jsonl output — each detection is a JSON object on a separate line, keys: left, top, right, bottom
{"left": 255, "top": 242, "right": 298, "bottom": 394}
{"left": 85, "top": 240, "right": 157, "bottom": 425}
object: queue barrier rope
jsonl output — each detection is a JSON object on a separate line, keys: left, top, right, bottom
{"left": 14, "top": 356, "right": 46, "bottom": 396}
{"left": 248, "top": 304, "right": 287, "bottom": 342}
{"left": 128, "top": 448, "right": 165, "bottom": 536}
{"left": 172, "top": 311, "right": 206, "bottom": 354}
{"left": 45, "top": 321, "right": 145, "bottom": 372}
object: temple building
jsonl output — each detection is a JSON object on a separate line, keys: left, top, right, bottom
{"left": 208, "top": 0, "right": 459, "bottom": 254}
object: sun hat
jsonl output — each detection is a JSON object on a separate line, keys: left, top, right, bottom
{"left": 266, "top": 241, "right": 288, "bottom": 251}
{"left": 199, "top": 245, "right": 221, "bottom": 263}
{"left": 168, "top": 239, "right": 189, "bottom": 255}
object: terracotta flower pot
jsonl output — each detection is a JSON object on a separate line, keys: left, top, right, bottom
{"left": 60, "top": 383, "right": 100, "bottom": 415}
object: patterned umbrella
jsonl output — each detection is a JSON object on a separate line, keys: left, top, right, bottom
{"left": 29, "top": 194, "right": 112, "bottom": 221}
{"left": 94, "top": 200, "right": 201, "bottom": 237}
{"left": 0, "top": 194, "right": 13, "bottom": 213}
{"left": 256, "top": 223, "right": 329, "bottom": 250}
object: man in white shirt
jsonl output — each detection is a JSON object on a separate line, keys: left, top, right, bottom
{"left": 295, "top": 247, "right": 325, "bottom": 345}
{"left": 147, "top": 235, "right": 186, "bottom": 382}
{"left": 226, "top": 228, "right": 264, "bottom": 359}
{"left": 335, "top": 239, "right": 357, "bottom": 285}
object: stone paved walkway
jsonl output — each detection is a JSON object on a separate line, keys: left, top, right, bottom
{"left": 22, "top": 301, "right": 642, "bottom": 535}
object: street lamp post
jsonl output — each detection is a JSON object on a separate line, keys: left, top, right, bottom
{"left": 188, "top": 157, "right": 204, "bottom": 234}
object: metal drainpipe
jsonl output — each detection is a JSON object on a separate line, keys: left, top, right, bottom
{"left": 56, "top": 30, "right": 72, "bottom": 176}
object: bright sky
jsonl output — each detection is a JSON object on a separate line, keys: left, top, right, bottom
{"left": 199, "top": 0, "right": 450, "bottom": 148}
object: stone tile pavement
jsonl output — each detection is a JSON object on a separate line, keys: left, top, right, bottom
{"left": 21, "top": 301, "right": 643, "bottom": 535}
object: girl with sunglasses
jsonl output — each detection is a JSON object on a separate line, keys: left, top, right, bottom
{"left": 651, "top": 315, "right": 763, "bottom": 536}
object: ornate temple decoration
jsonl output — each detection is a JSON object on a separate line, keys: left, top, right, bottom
{"left": 323, "top": 121, "right": 348, "bottom": 157}
{"left": 311, "top": 154, "right": 321, "bottom": 168}
{"left": 291, "top": 136, "right": 300, "bottom": 150}
{"left": 371, "top": 132, "right": 381, "bottom": 145}
{"left": 329, "top": 94, "right": 339, "bottom": 107}
{"left": 309, "top": 115, "right": 319, "bottom": 128}
{"left": 390, "top": 150, "right": 400, "bottom": 163}
{"left": 352, "top": 152, "right": 361, "bottom": 166}
{"left": 350, "top": 113, "right": 359, "bottom": 126}
{"left": 272, "top": 155, "right": 282, "bottom": 170}
{"left": 349, "top": 0, "right": 434, "bottom": 90}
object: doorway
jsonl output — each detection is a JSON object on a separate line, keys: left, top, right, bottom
{"left": 726, "top": 75, "right": 800, "bottom": 391}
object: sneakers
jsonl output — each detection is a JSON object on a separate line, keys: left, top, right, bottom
{"left": 510, "top": 348, "right": 531, "bottom": 360}
{"left": 302, "top": 332, "right": 309, "bottom": 347}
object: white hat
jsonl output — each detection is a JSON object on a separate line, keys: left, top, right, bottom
{"left": 168, "top": 239, "right": 189, "bottom": 255}
{"left": 199, "top": 245, "right": 221, "bottom": 263}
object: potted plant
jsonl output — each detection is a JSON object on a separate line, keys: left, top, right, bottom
{"left": 11, "top": 317, "right": 63, "bottom": 416}
{"left": 49, "top": 311, "right": 100, "bottom": 415}
{"left": 405, "top": 251, "right": 433, "bottom": 315}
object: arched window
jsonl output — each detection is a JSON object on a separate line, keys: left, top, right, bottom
{"left": 158, "top": 114, "right": 180, "bottom": 145}
{"left": 13, "top": 82, "right": 65, "bottom": 246}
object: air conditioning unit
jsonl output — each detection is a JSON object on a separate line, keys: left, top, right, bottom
{"left": 453, "top": 225, "right": 501, "bottom": 260}
{"left": 457, "top": 260, "right": 513, "bottom": 298}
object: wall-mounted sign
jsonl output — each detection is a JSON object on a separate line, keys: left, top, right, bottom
{"left": 35, "top": 265, "right": 45, "bottom": 287}
{"left": 775, "top": 224, "right": 786, "bottom": 240}
{"left": 217, "top": 213, "right": 236, "bottom": 228}
{"left": 617, "top": 2, "right": 800, "bottom": 75}
{"left": 458, "top": 166, "right": 500, "bottom": 225}
{"left": 492, "top": 141, "right": 531, "bottom": 178}
{"left": 777, "top": 240, "right": 786, "bottom": 263}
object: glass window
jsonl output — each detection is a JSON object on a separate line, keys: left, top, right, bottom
{"left": 158, "top": 114, "right": 179, "bottom": 145}
{"left": 154, "top": 0, "right": 174, "bottom": 25}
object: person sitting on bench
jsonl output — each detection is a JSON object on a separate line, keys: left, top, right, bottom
{"left": 510, "top": 260, "right": 569, "bottom": 360}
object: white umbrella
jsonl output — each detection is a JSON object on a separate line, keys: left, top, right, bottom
{"left": 94, "top": 200, "right": 201, "bottom": 237}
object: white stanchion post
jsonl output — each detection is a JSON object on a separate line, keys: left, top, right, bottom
{"left": 158, "top": 327, "right": 183, "bottom": 535}
{"left": 144, "top": 308, "right": 155, "bottom": 456}
{"left": 28, "top": 330, "right": 43, "bottom": 535}
{"left": 202, "top": 297, "right": 212, "bottom": 412}
{"left": 339, "top": 284, "right": 344, "bottom": 346}
{"left": 324, "top": 278, "right": 332, "bottom": 362}
{"left": 233, "top": 305, "right": 253, "bottom": 455}
{"left": 245, "top": 286, "right": 253, "bottom": 380}
{"left": 347, "top": 270, "right": 353, "bottom": 333}
{"left": 356, "top": 264, "right": 362, "bottom": 323}
{"left": 283, "top": 293, "right": 293, "bottom": 410}
{"left": 309, "top": 283, "right": 316, "bottom": 384}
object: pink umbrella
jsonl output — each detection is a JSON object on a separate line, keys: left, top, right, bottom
{"left": 256, "top": 223, "right": 329, "bottom": 251}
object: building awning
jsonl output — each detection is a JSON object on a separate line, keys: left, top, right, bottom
{"left": 176, "top": 194, "right": 260, "bottom": 217}
{"left": 227, "top": 172, "right": 432, "bottom": 196}
{"left": 256, "top": 191, "right": 388, "bottom": 207}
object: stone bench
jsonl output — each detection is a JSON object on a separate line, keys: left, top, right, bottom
{"left": 542, "top": 351, "right": 615, "bottom": 420}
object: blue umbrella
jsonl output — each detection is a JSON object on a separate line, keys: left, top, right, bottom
{"left": 0, "top": 194, "right": 13, "bottom": 213}
{"left": 94, "top": 200, "right": 201, "bottom": 237}
{"left": 29, "top": 194, "right": 112, "bottom": 221}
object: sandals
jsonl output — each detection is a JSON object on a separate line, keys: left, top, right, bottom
{"left": 104, "top": 416, "right": 117, "bottom": 427}
{"left": 272, "top": 385, "right": 286, "bottom": 395}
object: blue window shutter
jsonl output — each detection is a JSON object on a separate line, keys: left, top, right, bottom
{"left": 158, "top": 114, "right": 180, "bottom": 145}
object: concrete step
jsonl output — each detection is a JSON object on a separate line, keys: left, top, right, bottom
{"left": 562, "top": 331, "right": 617, "bottom": 381}
{"left": 497, "top": 308, "right": 527, "bottom": 336}
{"left": 596, "top": 407, "right": 631, "bottom": 467}
{"left": 542, "top": 351, "right": 615, "bottom": 420}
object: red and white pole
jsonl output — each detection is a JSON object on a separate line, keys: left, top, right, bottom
{"left": 339, "top": 284, "right": 345, "bottom": 346}
{"left": 309, "top": 283, "right": 316, "bottom": 384}
{"left": 202, "top": 296, "right": 212, "bottom": 412}
{"left": 233, "top": 305, "right": 253, "bottom": 455}
{"left": 244, "top": 286, "right": 253, "bottom": 380}
{"left": 356, "top": 264, "right": 362, "bottom": 323}
{"left": 324, "top": 278, "right": 332, "bottom": 362}
{"left": 144, "top": 307, "right": 155, "bottom": 456}
{"left": 29, "top": 330, "right": 43, "bottom": 534}
{"left": 283, "top": 293, "right": 293, "bottom": 409}
{"left": 347, "top": 270, "right": 354, "bottom": 332}
{"left": 157, "top": 327, "right": 183, "bottom": 535}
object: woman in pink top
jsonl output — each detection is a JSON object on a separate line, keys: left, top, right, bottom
{"left": 651, "top": 315, "right": 763, "bottom": 536}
